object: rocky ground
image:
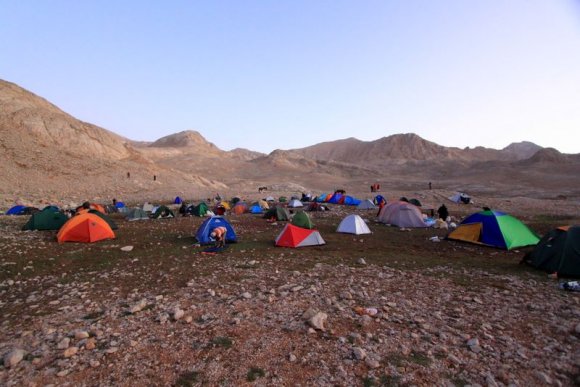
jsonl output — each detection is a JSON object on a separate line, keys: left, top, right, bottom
{"left": 1, "top": 196, "right": 579, "bottom": 386}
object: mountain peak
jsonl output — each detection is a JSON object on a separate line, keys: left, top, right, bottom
{"left": 502, "top": 141, "right": 543, "bottom": 160}
{"left": 149, "top": 130, "right": 218, "bottom": 149}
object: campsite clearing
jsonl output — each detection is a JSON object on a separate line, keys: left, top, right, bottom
{"left": 0, "top": 200, "right": 579, "bottom": 386}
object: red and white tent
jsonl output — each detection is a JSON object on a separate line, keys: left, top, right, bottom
{"left": 275, "top": 224, "right": 325, "bottom": 248}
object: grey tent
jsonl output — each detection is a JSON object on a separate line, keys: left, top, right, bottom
{"left": 126, "top": 208, "right": 150, "bottom": 221}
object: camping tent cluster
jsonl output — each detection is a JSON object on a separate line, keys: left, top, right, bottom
{"left": 7, "top": 191, "right": 574, "bottom": 277}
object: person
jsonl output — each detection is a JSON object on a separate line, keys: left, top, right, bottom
{"left": 429, "top": 182, "right": 432, "bottom": 190}
{"left": 112, "top": 198, "right": 117, "bottom": 206}
{"left": 210, "top": 226, "right": 227, "bottom": 249}
{"left": 376, "top": 199, "right": 386, "bottom": 217}
{"left": 437, "top": 204, "right": 449, "bottom": 220}
{"left": 153, "top": 175, "right": 156, "bottom": 181}
{"left": 127, "top": 172, "right": 130, "bottom": 179}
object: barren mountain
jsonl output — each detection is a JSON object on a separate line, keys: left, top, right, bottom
{"left": 1, "top": 78, "right": 579, "bottom": 205}
{"left": 502, "top": 141, "right": 543, "bottom": 160}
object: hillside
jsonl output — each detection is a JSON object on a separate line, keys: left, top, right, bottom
{"left": 1, "top": 78, "right": 580, "bottom": 205}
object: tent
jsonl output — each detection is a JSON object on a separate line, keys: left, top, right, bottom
{"left": 378, "top": 202, "right": 428, "bottom": 228}
{"left": 151, "top": 206, "right": 175, "bottom": 219}
{"left": 409, "top": 198, "right": 422, "bottom": 207}
{"left": 279, "top": 196, "right": 287, "bottom": 203}
{"left": 357, "top": 200, "right": 376, "bottom": 210}
{"left": 447, "top": 210, "right": 539, "bottom": 250}
{"left": 232, "top": 202, "right": 248, "bottom": 215}
{"left": 22, "top": 207, "right": 68, "bottom": 231}
{"left": 327, "top": 193, "right": 343, "bottom": 204}
{"left": 126, "top": 208, "right": 149, "bottom": 221}
{"left": 142, "top": 203, "right": 155, "bottom": 212}
{"left": 291, "top": 211, "right": 313, "bottom": 229}
{"left": 275, "top": 224, "right": 325, "bottom": 248}
{"left": 315, "top": 193, "right": 328, "bottom": 203}
{"left": 174, "top": 196, "right": 183, "bottom": 204}
{"left": 195, "top": 216, "right": 237, "bottom": 245}
{"left": 337, "top": 214, "right": 371, "bottom": 235}
{"left": 7, "top": 205, "right": 37, "bottom": 215}
{"left": 265, "top": 196, "right": 275, "bottom": 202}
{"left": 263, "top": 206, "right": 290, "bottom": 221}
{"left": 219, "top": 201, "right": 231, "bottom": 210}
{"left": 193, "top": 202, "right": 209, "bottom": 217}
{"left": 522, "top": 226, "right": 580, "bottom": 277}
{"left": 343, "top": 196, "right": 362, "bottom": 206}
{"left": 88, "top": 209, "right": 118, "bottom": 230}
{"left": 250, "top": 204, "right": 263, "bottom": 214}
{"left": 449, "top": 192, "right": 471, "bottom": 204}
{"left": 287, "top": 199, "right": 304, "bottom": 208}
{"left": 115, "top": 201, "right": 126, "bottom": 209}
{"left": 6, "top": 205, "right": 26, "bottom": 215}
{"left": 89, "top": 203, "right": 106, "bottom": 214}
{"left": 57, "top": 213, "right": 115, "bottom": 243}
{"left": 42, "top": 205, "right": 60, "bottom": 212}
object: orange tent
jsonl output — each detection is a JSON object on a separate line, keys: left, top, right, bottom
{"left": 90, "top": 203, "right": 106, "bottom": 214}
{"left": 57, "top": 213, "right": 115, "bottom": 243}
{"left": 232, "top": 203, "right": 248, "bottom": 215}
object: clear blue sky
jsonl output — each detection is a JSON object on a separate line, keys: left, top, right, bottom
{"left": 2, "top": 1, "right": 579, "bottom": 154}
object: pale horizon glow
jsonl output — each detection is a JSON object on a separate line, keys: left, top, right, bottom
{"left": 1, "top": 1, "right": 580, "bottom": 154}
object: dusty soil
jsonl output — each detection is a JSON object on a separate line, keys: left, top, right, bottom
{"left": 1, "top": 194, "right": 579, "bottom": 386}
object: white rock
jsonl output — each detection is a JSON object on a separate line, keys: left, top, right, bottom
{"left": 173, "top": 307, "right": 185, "bottom": 321}
{"left": 3, "top": 348, "right": 26, "bottom": 368}
{"left": 357, "top": 258, "right": 367, "bottom": 265}
{"left": 129, "top": 299, "right": 148, "bottom": 314}
{"left": 365, "top": 358, "right": 380, "bottom": 368}
{"left": 120, "top": 246, "right": 134, "bottom": 252}
{"left": 74, "top": 330, "right": 90, "bottom": 340}
{"left": 241, "top": 292, "right": 252, "bottom": 299}
{"left": 57, "top": 337, "right": 71, "bottom": 349}
{"left": 289, "top": 353, "right": 297, "bottom": 362}
{"left": 352, "top": 347, "right": 367, "bottom": 360}
{"left": 308, "top": 312, "right": 328, "bottom": 331}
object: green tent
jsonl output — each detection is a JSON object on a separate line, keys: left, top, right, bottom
{"left": 447, "top": 210, "right": 539, "bottom": 250}
{"left": 192, "top": 202, "right": 209, "bottom": 217}
{"left": 88, "top": 209, "right": 119, "bottom": 230}
{"left": 152, "top": 205, "right": 175, "bottom": 219}
{"left": 263, "top": 206, "right": 290, "bottom": 221}
{"left": 126, "top": 208, "right": 149, "bottom": 221}
{"left": 279, "top": 196, "right": 287, "bottom": 203}
{"left": 291, "top": 211, "right": 313, "bottom": 229}
{"left": 22, "top": 208, "right": 68, "bottom": 231}
{"left": 523, "top": 226, "right": 580, "bottom": 277}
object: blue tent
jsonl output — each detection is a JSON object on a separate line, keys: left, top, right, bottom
{"left": 195, "top": 216, "right": 237, "bottom": 245}
{"left": 327, "top": 193, "right": 343, "bottom": 204}
{"left": 343, "top": 196, "right": 362, "bottom": 206}
{"left": 174, "top": 196, "right": 183, "bottom": 204}
{"left": 315, "top": 193, "right": 328, "bottom": 203}
{"left": 250, "top": 204, "right": 263, "bottom": 214}
{"left": 6, "top": 205, "right": 27, "bottom": 215}
{"left": 115, "top": 201, "right": 126, "bottom": 208}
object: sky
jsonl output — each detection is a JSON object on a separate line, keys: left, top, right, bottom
{"left": 1, "top": 1, "right": 580, "bottom": 154}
